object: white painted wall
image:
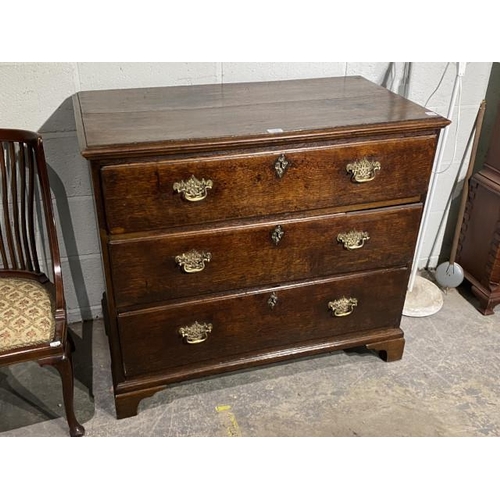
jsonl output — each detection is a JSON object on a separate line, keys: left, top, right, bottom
{"left": 0, "top": 62, "right": 492, "bottom": 323}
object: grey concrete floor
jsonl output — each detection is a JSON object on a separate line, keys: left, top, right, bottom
{"left": 1, "top": 281, "right": 499, "bottom": 437}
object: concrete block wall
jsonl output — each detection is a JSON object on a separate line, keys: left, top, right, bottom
{"left": 0, "top": 62, "right": 492, "bottom": 322}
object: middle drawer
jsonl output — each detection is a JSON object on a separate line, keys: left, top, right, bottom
{"left": 109, "top": 204, "right": 421, "bottom": 309}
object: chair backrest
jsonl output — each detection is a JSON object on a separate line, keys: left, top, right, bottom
{"left": 0, "top": 129, "right": 64, "bottom": 309}
{"left": 0, "top": 129, "right": 56, "bottom": 273}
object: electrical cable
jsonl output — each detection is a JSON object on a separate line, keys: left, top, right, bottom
{"left": 435, "top": 76, "right": 462, "bottom": 174}
{"left": 390, "top": 62, "right": 397, "bottom": 91}
{"left": 425, "top": 62, "right": 451, "bottom": 108}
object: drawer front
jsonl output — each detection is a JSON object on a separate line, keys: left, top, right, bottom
{"left": 110, "top": 205, "right": 421, "bottom": 308}
{"left": 101, "top": 135, "right": 436, "bottom": 234}
{"left": 118, "top": 267, "right": 408, "bottom": 377}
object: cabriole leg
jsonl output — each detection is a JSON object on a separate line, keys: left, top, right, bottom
{"left": 52, "top": 346, "right": 85, "bottom": 437}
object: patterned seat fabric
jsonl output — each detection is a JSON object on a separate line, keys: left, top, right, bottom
{"left": 0, "top": 277, "right": 55, "bottom": 353}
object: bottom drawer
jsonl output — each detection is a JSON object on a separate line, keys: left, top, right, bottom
{"left": 118, "top": 267, "right": 408, "bottom": 377}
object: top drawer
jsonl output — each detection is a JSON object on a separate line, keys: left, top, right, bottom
{"left": 101, "top": 135, "right": 437, "bottom": 234}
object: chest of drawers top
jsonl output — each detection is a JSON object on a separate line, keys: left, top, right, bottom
{"left": 74, "top": 76, "right": 448, "bottom": 160}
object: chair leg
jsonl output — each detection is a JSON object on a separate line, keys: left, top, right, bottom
{"left": 53, "top": 345, "right": 85, "bottom": 437}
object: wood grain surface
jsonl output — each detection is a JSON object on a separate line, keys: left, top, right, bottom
{"left": 118, "top": 267, "right": 408, "bottom": 377}
{"left": 109, "top": 205, "right": 421, "bottom": 308}
{"left": 74, "top": 76, "right": 449, "bottom": 158}
{"left": 101, "top": 136, "right": 436, "bottom": 233}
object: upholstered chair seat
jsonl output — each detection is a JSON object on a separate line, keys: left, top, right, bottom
{"left": 0, "top": 277, "right": 55, "bottom": 353}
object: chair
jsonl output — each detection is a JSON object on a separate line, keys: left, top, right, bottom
{"left": 0, "top": 128, "right": 84, "bottom": 437}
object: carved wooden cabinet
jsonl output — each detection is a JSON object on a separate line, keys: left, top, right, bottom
{"left": 457, "top": 103, "right": 500, "bottom": 315}
{"left": 74, "top": 77, "right": 448, "bottom": 418}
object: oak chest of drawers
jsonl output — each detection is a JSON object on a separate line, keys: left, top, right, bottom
{"left": 74, "top": 76, "right": 449, "bottom": 418}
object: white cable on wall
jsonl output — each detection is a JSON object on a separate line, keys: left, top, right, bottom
{"left": 425, "top": 63, "right": 451, "bottom": 108}
{"left": 436, "top": 76, "right": 462, "bottom": 175}
{"left": 407, "top": 62, "right": 466, "bottom": 292}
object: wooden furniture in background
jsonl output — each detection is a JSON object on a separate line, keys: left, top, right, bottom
{"left": 457, "top": 103, "right": 500, "bottom": 315}
{"left": 74, "top": 77, "right": 449, "bottom": 418}
{"left": 0, "top": 129, "right": 85, "bottom": 436}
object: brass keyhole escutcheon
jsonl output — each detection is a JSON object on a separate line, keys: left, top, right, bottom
{"left": 274, "top": 154, "right": 290, "bottom": 178}
{"left": 268, "top": 292, "right": 278, "bottom": 310}
{"left": 271, "top": 225, "right": 285, "bottom": 245}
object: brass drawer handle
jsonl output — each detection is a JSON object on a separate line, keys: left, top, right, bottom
{"left": 274, "top": 154, "right": 290, "bottom": 178}
{"left": 175, "top": 249, "right": 212, "bottom": 273}
{"left": 346, "top": 158, "right": 381, "bottom": 183}
{"left": 179, "top": 321, "right": 212, "bottom": 344}
{"left": 328, "top": 297, "right": 358, "bottom": 317}
{"left": 337, "top": 230, "right": 370, "bottom": 250}
{"left": 173, "top": 175, "right": 213, "bottom": 201}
